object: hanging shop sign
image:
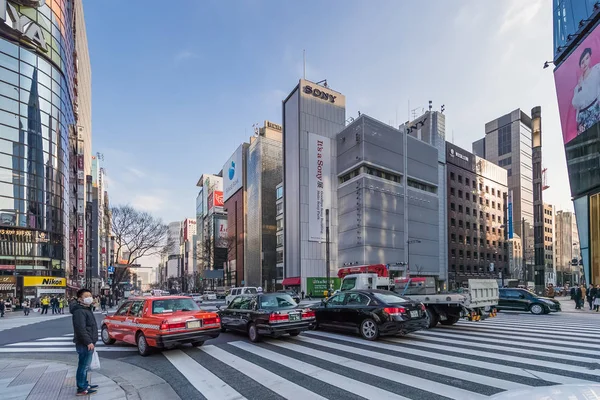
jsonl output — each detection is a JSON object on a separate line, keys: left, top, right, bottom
{"left": 23, "top": 276, "right": 66, "bottom": 287}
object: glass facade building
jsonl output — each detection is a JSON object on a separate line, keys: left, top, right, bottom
{"left": 0, "top": 0, "right": 76, "bottom": 294}
{"left": 553, "top": 0, "right": 598, "bottom": 58}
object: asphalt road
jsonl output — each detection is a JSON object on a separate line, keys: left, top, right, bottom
{"left": 1, "top": 308, "right": 599, "bottom": 399}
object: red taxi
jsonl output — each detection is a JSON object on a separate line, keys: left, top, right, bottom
{"left": 101, "top": 296, "right": 220, "bottom": 356}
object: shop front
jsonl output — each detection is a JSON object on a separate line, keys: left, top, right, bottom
{"left": 0, "top": 276, "right": 16, "bottom": 299}
{"left": 23, "top": 276, "right": 67, "bottom": 300}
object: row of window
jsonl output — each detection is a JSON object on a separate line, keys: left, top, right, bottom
{"left": 450, "top": 218, "right": 504, "bottom": 233}
{"left": 449, "top": 173, "right": 505, "bottom": 198}
{"left": 498, "top": 157, "right": 511, "bottom": 167}
{"left": 450, "top": 249, "right": 507, "bottom": 262}
{"left": 339, "top": 166, "right": 402, "bottom": 185}
{"left": 407, "top": 179, "right": 437, "bottom": 194}
{"left": 451, "top": 264, "right": 508, "bottom": 274}
{"left": 449, "top": 193, "right": 503, "bottom": 212}
{"left": 450, "top": 233, "right": 506, "bottom": 247}
{"left": 449, "top": 203, "right": 504, "bottom": 222}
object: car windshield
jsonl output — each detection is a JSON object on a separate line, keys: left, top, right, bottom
{"left": 340, "top": 278, "right": 356, "bottom": 291}
{"left": 258, "top": 294, "right": 297, "bottom": 310}
{"left": 373, "top": 292, "right": 408, "bottom": 304}
{"left": 244, "top": 288, "right": 258, "bottom": 294}
{"left": 152, "top": 298, "right": 200, "bottom": 314}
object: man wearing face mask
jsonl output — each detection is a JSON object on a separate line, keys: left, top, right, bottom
{"left": 70, "top": 288, "right": 99, "bottom": 396}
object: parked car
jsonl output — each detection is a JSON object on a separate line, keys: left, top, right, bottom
{"left": 225, "top": 287, "right": 258, "bottom": 305}
{"left": 101, "top": 296, "right": 221, "bottom": 356}
{"left": 497, "top": 288, "right": 561, "bottom": 315}
{"left": 203, "top": 291, "right": 217, "bottom": 301}
{"left": 189, "top": 293, "right": 203, "bottom": 302}
{"left": 312, "top": 289, "right": 428, "bottom": 341}
{"left": 277, "top": 290, "right": 301, "bottom": 304}
{"left": 218, "top": 293, "right": 315, "bottom": 342}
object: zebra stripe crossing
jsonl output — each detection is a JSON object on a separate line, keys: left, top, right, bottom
{"left": 158, "top": 314, "right": 600, "bottom": 399}
{"left": 0, "top": 330, "right": 137, "bottom": 352}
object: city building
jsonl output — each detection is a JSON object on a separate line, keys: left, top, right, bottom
{"left": 282, "top": 79, "right": 345, "bottom": 293}
{"left": 552, "top": 1, "right": 600, "bottom": 285}
{"left": 445, "top": 142, "right": 508, "bottom": 288}
{"left": 276, "top": 182, "right": 284, "bottom": 284}
{"left": 222, "top": 143, "right": 249, "bottom": 287}
{"left": 0, "top": 0, "right": 91, "bottom": 301}
{"left": 473, "top": 108, "right": 537, "bottom": 282}
{"left": 245, "top": 121, "right": 283, "bottom": 290}
{"left": 337, "top": 114, "right": 442, "bottom": 281}
{"left": 181, "top": 218, "right": 196, "bottom": 291}
{"left": 195, "top": 173, "right": 226, "bottom": 287}
{"left": 166, "top": 221, "right": 182, "bottom": 288}
{"left": 543, "top": 203, "right": 555, "bottom": 285}
{"left": 555, "top": 210, "right": 577, "bottom": 285}
{"left": 507, "top": 237, "right": 523, "bottom": 284}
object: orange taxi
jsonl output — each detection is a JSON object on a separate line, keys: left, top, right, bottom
{"left": 101, "top": 296, "right": 220, "bottom": 356}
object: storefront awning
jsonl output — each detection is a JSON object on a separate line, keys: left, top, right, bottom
{"left": 282, "top": 277, "right": 301, "bottom": 286}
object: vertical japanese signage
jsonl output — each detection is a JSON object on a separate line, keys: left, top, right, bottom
{"left": 308, "top": 132, "right": 331, "bottom": 241}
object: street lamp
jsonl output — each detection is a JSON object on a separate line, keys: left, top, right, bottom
{"left": 407, "top": 239, "right": 421, "bottom": 276}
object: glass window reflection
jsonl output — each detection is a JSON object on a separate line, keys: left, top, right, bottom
{"left": 0, "top": 66, "right": 19, "bottom": 86}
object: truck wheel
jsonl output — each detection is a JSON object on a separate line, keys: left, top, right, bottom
{"left": 425, "top": 308, "right": 439, "bottom": 328}
{"left": 439, "top": 315, "right": 460, "bottom": 325}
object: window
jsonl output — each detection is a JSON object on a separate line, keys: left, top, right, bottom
{"left": 373, "top": 293, "right": 408, "bottom": 304}
{"left": 328, "top": 293, "right": 347, "bottom": 306}
{"left": 451, "top": 218, "right": 456, "bottom": 226}
{"left": 276, "top": 202, "right": 283, "bottom": 215}
{"left": 507, "top": 168, "right": 512, "bottom": 177}
{"left": 480, "top": 211, "right": 484, "bottom": 218}
{"left": 492, "top": 201, "right": 496, "bottom": 209}
{"left": 473, "top": 209, "right": 477, "bottom": 216}
{"left": 277, "top": 218, "right": 283, "bottom": 230}
{"left": 459, "top": 250, "right": 464, "bottom": 257}
{"left": 458, "top": 205, "right": 463, "bottom": 213}
{"left": 259, "top": 294, "right": 297, "bottom": 309}
{"left": 466, "top": 236, "right": 471, "bottom": 244}
{"left": 451, "top": 233, "right": 456, "bottom": 242}
{"left": 152, "top": 299, "right": 200, "bottom": 314}
{"left": 459, "top": 220, "right": 463, "bottom": 227}
{"left": 458, "top": 175, "right": 463, "bottom": 183}
{"left": 465, "top": 178, "right": 470, "bottom": 186}
{"left": 276, "top": 186, "right": 283, "bottom": 199}
{"left": 486, "top": 199, "right": 490, "bottom": 206}
{"left": 114, "top": 302, "right": 132, "bottom": 316}
{"left": 486, "top": 185, "right": 489, "bottom": 193}
{"left": 459, "top": 235, "right": 464, "bottom": 242}
{"left": 498, "top": 157, "right": 512, "bottom": 167}
{"left": 466, "top": 221, "right": 471, "bottom": 229}
{"left": 465, "top": 193, "right": 470, "bottom": 201}
{"left": 451, "top": 249, "right": 456, "bottom": 257}
{"left": 450, "top": 187, "right": 455, "bottom": 196}
{"left": 346, "top": 293, "right": 370, "bottom": 306}
{"left": 408, "top": 179, "right": 436, "bottom": 193}
{"left": 451, "top": 203, "right": 456, "bottom": 211}
{"left": 466, "top": 207, "right": 470, "bottom": 215}
{"left": 130, "top": 301, "right": 144, "bottom": 317}
{"left": 450, "top": 172, "right": 455, "bottom": 180}
{"left": 491, "top": 188, "right": 495, "bottom": 196}
{"left": 480, "top": 197, "right": 483, "bottom": 205}
{"left": 479, "top": 183, "right": 483, "bottom": 191}
{"left": 498, "top": 125, "right": 512, "bottom": 156}
{"left": 229, "top": 297, "right": 243, "bottom": 309}
{"left": 276, "top": 234, "right": 283, "bottom": 246}
{"left": 340, "top": 167, "right": 361, "bottom": 183}
{"left": 486, "top": 213, "right": 490, "bottom": 219}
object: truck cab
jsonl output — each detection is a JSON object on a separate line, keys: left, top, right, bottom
{"left": 340, "top": 273, "right": 392, "bottom": 291}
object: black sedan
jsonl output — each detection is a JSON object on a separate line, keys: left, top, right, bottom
{"left": 277, "top": 290, "right": 301, "bottom": 304}
{"left": 312, "top": 289, "right": 428, "bottom": 340}
{"left": 497, "top": 288, "right": 561, "bottom": 314}
{"left": 218, "top": 293, "right": 315, "bottom": 342}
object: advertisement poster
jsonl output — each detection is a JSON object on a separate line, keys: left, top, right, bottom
{"left": 554, "top": 24, "right": 600, "bottom": 143}
{"left": 215, "top": 219, "right": 228, "bottom": 248}
{"left": 306, "top": 277, "right": 341, "bottom": 297}
{"left": 308, "top": 132, "right": 331, "bottom": 242}
{"left": 223, "top": 145, "right": 244, "bottom": 202}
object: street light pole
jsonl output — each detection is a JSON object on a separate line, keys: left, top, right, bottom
{"left": 326, "top": 209, "right": 330, "bottom": 297}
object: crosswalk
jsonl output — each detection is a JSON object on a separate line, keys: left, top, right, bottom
{"left": 0, "top": 313, "right": 70, "bottom": 332}
{"left": 158, "top": 313, "right": 600, "bottom": 399}
{"left": 0, "top": 329, "right": 137, "bottom": 352}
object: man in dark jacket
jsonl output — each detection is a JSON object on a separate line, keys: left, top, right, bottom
{"left": 0, "top": 298, "right": 4, "bottom": 317}
{"left": 71, "top": 288, "right": 99, "bottom": 396}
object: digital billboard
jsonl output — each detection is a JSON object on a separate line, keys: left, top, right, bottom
{"left": 555, "top": 23, "right": 600, "bottom": 144}
{"left": 223, "top": 145, "right": 244, "bottom": 202}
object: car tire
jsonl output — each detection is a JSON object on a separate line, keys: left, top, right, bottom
{"left": 289, "top": 330, "right": 301, "bottom": 337}
{"left": 221, "top": 326, "right": 227, "bottom": 333}
{"left": 439, "top": 315, "right": 460, "bottom": 326}
{"left": 530, "top": 304, "right": 545, "bottom": 315}
{"left": 248, "top": 323, "right": 261, "bottom": 343}
{"left": 101, "top": 325, "right": 115, "bottom": 345}
{"left": 192, "top": 340, "right": 205, "bottom": 347}
{"left": 425, "top": 308, "right": 439, "bottom": 328}
{"left": 359, "top": 318, "right": 379, "bottom": 341}
{"left": 136, "top": 333, "right": 152, "bottom": 357}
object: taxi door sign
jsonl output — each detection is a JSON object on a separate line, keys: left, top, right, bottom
{"left": 23, "top": 276, "right": 66, "bottom": 287}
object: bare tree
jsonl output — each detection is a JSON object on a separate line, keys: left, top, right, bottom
{"left": 111, "top": 205, "right": 173, "bottom": 293}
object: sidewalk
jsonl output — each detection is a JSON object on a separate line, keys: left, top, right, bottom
{"left": 556, "top": 296, "right": 600, "bottom": 314}
{"left": 0, "top": 356, "right": 180, "bottom": 400}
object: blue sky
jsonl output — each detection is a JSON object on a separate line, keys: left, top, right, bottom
{"left": 84, "top": 0, "right": 567, "bottom": 225}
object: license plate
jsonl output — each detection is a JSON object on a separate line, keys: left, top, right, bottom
{"left": 410, "top": 311, "right": 419, "bottom": 318}
{"left": 289, "top": 313, "right": 300, "bottom": 321}
{"left": 186, "top": 320, "right": 201, "bottom": 329}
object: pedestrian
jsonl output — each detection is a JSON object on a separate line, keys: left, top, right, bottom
{"left": 0, "top": 298, "right": 4, "bottom": 318}
{"left": 581, "top": 284, "right": 587, "bottom": 309}
{"left": 588, "top": 285, "right": 595, "bottom": 310}
{"left": 22, "top": 299, "right": 30, "bottom": 316}
{"left": 575, "top": 285, "right": 583, "bottom": 309}
{"left": 100, "top": 296, "right": 107, "bottom": 313}
{"left": 71, "top": 288, "right": 99, "bottom": 396}
{"left": 546, "top": 284, "right": 555, "bottom": 298}
{"left": 41, "top": 296, "right": 49, "bottom": 314}
{"left": 594, "top": 284, "right": 600, "bottom": 312}
{"left": 301, "top": 290, "right": 305, "bottom": 300}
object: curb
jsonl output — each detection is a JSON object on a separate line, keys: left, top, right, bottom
{"left": 0, "top": 353, "right": 181, "bottom": 400}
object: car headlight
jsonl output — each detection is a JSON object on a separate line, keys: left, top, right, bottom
{"left": 541, "top": 299, "right": 555, "bottom": 305}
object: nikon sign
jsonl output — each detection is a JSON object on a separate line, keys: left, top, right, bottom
{"left": 0, "top": 0, "right": 48, "bottom": 51}
{"left": 24, "top": 276, "right": 66, "bottom": 287}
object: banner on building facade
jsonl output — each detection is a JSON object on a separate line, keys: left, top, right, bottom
{"left": 223, "top": 145, "right": 244, "bottom": 202}
{"left": 308, "top": 132, "right": 331, "bottom": 242}
{"left": 23, "top": 276, "right": 66, "bottom": 287}
{"left": 215, "top": 219, "right": 228, "bottom": 248}
{"left": 508, "top": 190, "right": 514, "bottom": 239}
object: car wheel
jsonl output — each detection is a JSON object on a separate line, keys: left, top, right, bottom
{"left": 289, "top": 330, "right": 301, "bottom": 337}
{"left": 439, "top": 315, "right": 460, "bottom": 326}
{"left": 248, "top": 323, "right": 261, "bottom": 343}
{"left": 530, "top": 304, "right": 545, "bottom": 315}
{"left": 192, "top": 340, "right": 204, "bottom": 347}
{"left": 359, "top": 318, "right": 379, "bottom": 341}
{"left": 221, "top": 326, "right": 227, "bottom": 333}
{"left": 101, "top": 325, "right": 115, "bottom": 345}
{"left": 136, "top": 333, "right": 152, "bottom": 357}
{"left": 425, "top": 308, "right": 439, "bottom": 328}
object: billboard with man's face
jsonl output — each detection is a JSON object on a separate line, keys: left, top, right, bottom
{"left": 555, "top": 24, "right": 600, "bottom": 144}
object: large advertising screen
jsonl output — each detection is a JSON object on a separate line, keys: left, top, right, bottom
{"left": 223, "top": 145, "right": 244, "bottom": 202}
{"left": 308, "top": 133, "right": 331, "bottom": 242}
{"left": 555, "top": 24, "right": 600, "bottom": 144}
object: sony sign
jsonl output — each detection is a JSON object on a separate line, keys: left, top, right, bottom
{"left": 303, "top": 85, "right": 337, "bottom": 104}
{"left": 0, "top": 0, "right": 47, "bottom": 51}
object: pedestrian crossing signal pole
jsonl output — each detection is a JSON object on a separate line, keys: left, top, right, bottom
{"left": 326, "top": 209, "right": 330, "bottom": 297}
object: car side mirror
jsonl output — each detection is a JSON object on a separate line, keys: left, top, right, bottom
{"left": 218, "top": 305, "right": 228, "bottom": 311}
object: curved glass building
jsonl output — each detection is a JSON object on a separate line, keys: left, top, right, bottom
{"left": 0, "top": 0, "right": 77, "bottom": 297}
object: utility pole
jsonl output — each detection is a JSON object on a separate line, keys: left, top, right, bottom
{"left": 326, "top": 209, "right": 330, "bottom": 297}
{"left": 522, "top": 217, "right": 527, "bottom": 283}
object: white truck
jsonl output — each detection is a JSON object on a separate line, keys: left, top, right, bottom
{"left": 337, "top": 265, "right": 499, "bottom": 329}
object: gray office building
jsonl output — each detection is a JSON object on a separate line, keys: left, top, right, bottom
{"left": 337, "top": 115, "right": 442, "bottom": 279}
{"left": 282, "top": 79, "right": 346, "bottom": 291}
{"left": 245, "top": 122, "right": 283, "bottom": 291}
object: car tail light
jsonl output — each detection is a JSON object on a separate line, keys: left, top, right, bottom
{"left": 269, "top": 313, "right": 289, "bottom": 324}
{"left": 301, "top": 310, "right": 315, "bottom": 319}
{"left": 159, "top": 320, "right": 186, "bottom": 331}
{"left": 420, "top": 304, "right": 426, "bottom": 311}
{"left": 384, "top": 307, "right": 406, "bottom": 316}
{"left": 203, "top": 316, "right": 220, "bottom": 327}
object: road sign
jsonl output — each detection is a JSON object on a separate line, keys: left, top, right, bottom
{"left": 107, "top": 266, "right": 115, "bottom": 273}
